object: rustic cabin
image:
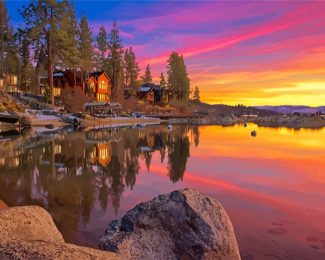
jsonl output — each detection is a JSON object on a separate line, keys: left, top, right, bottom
{"left": 88, "top": 71, "right": 112, "bottom": 102}
{"left": 138, "top": 83, "right": 164, "bottom": 104}
{"left": 39, "top": 70, "right": 112, "bottom": 112}
{"left": 3, "top": 73, "right": 18, "bottom": 93}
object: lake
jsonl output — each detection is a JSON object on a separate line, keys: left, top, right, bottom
{"left": 0, "top": 124, "right": 324, "bottom": 259}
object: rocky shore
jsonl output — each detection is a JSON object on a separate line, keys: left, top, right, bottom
{"left": 0, "top": 189, "right": 240, "bottom": 260}
{"left": 167, "top": 114, "right": 325, "bottom": 129}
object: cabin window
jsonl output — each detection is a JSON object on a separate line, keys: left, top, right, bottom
{"left": 0, "top": 79, "right": 3, "bottom": 88}
{"left": 10, "top": 75, "right": 17, "bottom": 85}
{"left": 90, "top": 81, "right": 95, "bottom": 90}
{"left": 54, "top": 145, "right": 62, "bottom": 154}
{"left": 99, "top": 80, "right": 107, "bottom": 90}
{"left": 53, "top": 87, "right": 61, "bottom": 97}
{"left": 97, "top": 93, "right": 107, "bottom": 102}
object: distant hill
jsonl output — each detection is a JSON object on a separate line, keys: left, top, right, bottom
{"left": 190, "top": 101, "right": 277, "bottom": 116}
{"left": 255, "top": 105, "right": 325, "bottom": 115}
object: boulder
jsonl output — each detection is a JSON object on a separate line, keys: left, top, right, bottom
{"left": 0, "top": 205, "right": 117, "bottom": 259}
{"left": 99, "top": 188, "right": 241, "bottom": 260}
{"left": 0, "top": 241, "right": 117, "bottom": 260}
{"left": 0, "top": 206, "right": 64, "bottom": 243}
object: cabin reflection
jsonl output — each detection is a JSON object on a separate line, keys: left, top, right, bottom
{"left": 0, "top": 125, "right": 200, "bottom": 243}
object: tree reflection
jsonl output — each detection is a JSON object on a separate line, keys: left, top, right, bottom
{"left": 0, "top": 124, "right": 200, "bottom": 243}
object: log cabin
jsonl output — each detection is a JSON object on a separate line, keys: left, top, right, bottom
{"left": 138, "top": 83, "right": 164, "bottom": 104}
{"left": 88, "top": 71, "right": 112, "bottom": 102}
{"left": 37, "top": 70, "right": 113, "bottom": 112}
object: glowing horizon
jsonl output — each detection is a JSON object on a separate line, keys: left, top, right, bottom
{"left": 6, "top": 1, "right": 325, "bottom": 106}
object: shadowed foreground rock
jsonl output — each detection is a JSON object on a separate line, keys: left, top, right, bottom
{"left": 99, "top": 188, "right": 241, "bottom": 260}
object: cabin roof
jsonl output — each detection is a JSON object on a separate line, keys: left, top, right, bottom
{"left": 53, "top": 72, "right": 65, "bottom": 77}
{"left": 140, "top": 86, "right": 152, "bottom": 92}
{"left": 139, "top": 83, "right": 161, "bottom": 92}
{"left": 89, "top": 71, "right": 110, "bottom": 81}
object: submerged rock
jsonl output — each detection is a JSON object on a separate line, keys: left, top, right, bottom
{"left": 99, "top": 188, "right": 241, "bottom": 260}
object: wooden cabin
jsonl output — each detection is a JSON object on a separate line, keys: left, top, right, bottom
{"left": 1, "top": 73, "right": 19, "bottom": 93}
{"left": 138, "top": 83, "right": 164, "bottom": 104}
{"left": 40, "top": 70, "right": 112, "bottom": 102}
{"left": 88, "top": 71, "right": 112, "bottom": 102}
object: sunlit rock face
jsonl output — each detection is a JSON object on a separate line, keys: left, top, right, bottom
{"left": 0, "top": 206, "right": 64, "bottom": 244}
{"left": 0, "top": 206, "right": 117, "bottom": 260}
{"left": 100, "top": 188, "right": 241, "bottom": 260}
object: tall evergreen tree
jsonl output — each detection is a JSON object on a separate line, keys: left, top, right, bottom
{"left": 192, "top": 86, "right": 200, "bottom": 102}
{"left": 107, "top": 21, "right": 123, "bottom": 99}
{"left": 0, "top": 0, "right": 10, "bottom": 78}
{"left": 59, "top": 1, "right": 79, "bottom": 69}
{"left": 33, "top": 43, "right": 47, "bottom": 94}
{"left": 96, "top": 25, "right": 108, "bottom": 71}
{"left": 78, "top": 15, "right": 93, "bottom": 72}
{"left": 19, "top": 37, "right": 33, "bottom": 92}
{"left": 123, "top": 47, "right": 140, "bottom": 88}
{"left": 4, "top": 27, "right": 19, "bottom": 75}
{"left": 19, "top": 0, "right": 74, "bottom": 105}
{"left": 166, "top": 51, "right": 190, "bottom": 102}
{"left": 159, "top": 72, "right": 167, "bottom": 88}
{"left": 141, "top": 63, "right": 152, "bottom": 84}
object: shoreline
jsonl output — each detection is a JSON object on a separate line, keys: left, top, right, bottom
{"left": 165, "top": 115, "right": 325, "bottom": 129}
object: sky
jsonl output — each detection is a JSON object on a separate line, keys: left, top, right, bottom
{"left": 5, "top": 0, "right": 325, "bottom": 106}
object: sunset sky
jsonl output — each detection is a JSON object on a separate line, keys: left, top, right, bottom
{"left": 6, "top": 1, "right": 325, "bottom": 106}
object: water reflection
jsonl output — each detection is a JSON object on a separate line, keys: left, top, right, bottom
{"left": 1, "top": 124, "right": 325, "bottom": 259}
{"left": 0, "top": 125, "right": 198, "bottom": 242}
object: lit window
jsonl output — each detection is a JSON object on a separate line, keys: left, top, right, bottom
{"left": 100, "top": 81, "right": 107, "bottom": 90}
{"left": 53, "top": 88, "right": 61, "bottom": 96}
{"left": 54, "top": 144, "right": 62, "bottom": 154}
{"left": 97, "top": 93, "right": 107, "bottom": 102}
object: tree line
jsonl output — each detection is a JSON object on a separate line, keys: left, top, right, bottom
{"left": 0, "top": 0, "right": 200, "bottom": 105}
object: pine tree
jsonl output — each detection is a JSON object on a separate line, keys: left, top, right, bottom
{"left": 107, "top": 21, "right": 123, "bottom": 99}
{"left": 19, "top": 37, "right": 33, "bottom": 93}
{"left": 160, "top": 72, "right": 168, "bottom": 104}
{"left": 159, "top": 72, "right": 167, "bottom": 88}
{"left": 78, "top": 15, "right": 93, "bottom": 72}
{"left": 123, "top": 47, "right": 140, "bottom": 88}
{"left": 96, "top": 25, "right": 108, "bottom": 71}
{"left": 0, "top": 0, "right": 10, "bottom": 78}
{"left": 141, "top": 63, "right": 152, "bottom": 84}
{"left": 19, "top": 0, "right": 74, "bottom": 105}
{"left": 192, "top": 86, "right": 200, "bottom": 102}
{"left": 166, "top": 52, "right": 190, "bottom": 102}
{"left": 59, "top": 1, "right": 79, "bottom": 69}
{"left": 4, "top": 27, "right": 19, "bottom": 75}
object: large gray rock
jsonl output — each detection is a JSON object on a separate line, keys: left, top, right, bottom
{"left": 99, "top": 188, "right": 241, "bottom": 260}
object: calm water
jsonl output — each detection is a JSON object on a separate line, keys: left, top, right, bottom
{"left": 0, "top": 124, "right": 325, "bottom": 259}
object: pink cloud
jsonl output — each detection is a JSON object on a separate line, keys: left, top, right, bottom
{"left": 138, "top": 3, "right": 321, "bottom": 68}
